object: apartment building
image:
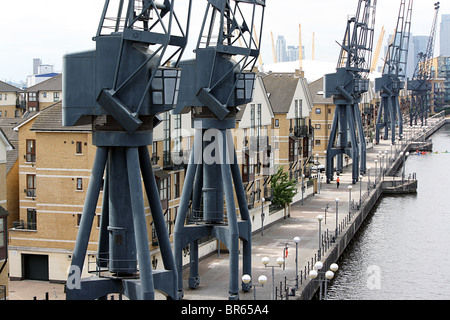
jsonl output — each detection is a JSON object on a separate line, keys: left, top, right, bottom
{"left": 235, "top": 75, "right": 274, "bottom": 215}
{"left": 26, "top": 74, "right": 62, "bottom": 112}
{"left": 262, "top": 71, "right": 314, "bottom": 180}
{"left": 0, "top": 128, "right": 14, "bottom": 300}
{"left": 7, "top": 101, "right": 194, "bottom": 281}
{"left": 8, "top": 103, "right": 94, "bottom": 281}
{"left": 0, "top": 80, "right": 26, "bottom": 118}
{"left": 308, "top": 77, "right": 335, "bottom": 162}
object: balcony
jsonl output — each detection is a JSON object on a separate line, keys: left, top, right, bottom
{"left": 293, "top": 125, "right": 310, "bottom": 138}
{"left": 249, "top": 136, "right": 269, "bottom": 152}
{"left": 12, "top": 220, "right": 36, "bottom": 231}
{"left": 163, "top": 150, "right": 186, "bottom": 170}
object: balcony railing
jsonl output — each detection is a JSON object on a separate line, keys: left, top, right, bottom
{"left": 12, "top": 220, "right": 36, "bottom": 231}
{"left": 293, "top": 125, "right": 309, "bottom": 138}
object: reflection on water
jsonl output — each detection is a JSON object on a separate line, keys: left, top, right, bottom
{"left": 327, "top": 124, "right": 450, "bottom": 300}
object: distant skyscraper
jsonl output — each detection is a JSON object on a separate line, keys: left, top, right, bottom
{"left": 287, "top": 45, "right": 300, "bottom": 62}
{"left": 412, "top": 36, "right": 429, "bottom": 72}
{"left": 440, "top": 14, "right": 450, "bottom": 56}
{"left": 276, "top": 35, "right": 287, "bottom": 62}
{"left": 33, "top": 58, "right": 42, "bottom": 75}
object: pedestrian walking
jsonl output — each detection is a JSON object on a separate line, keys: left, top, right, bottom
{"left": 336, "top": 177, "right": 340, "bottom": 188}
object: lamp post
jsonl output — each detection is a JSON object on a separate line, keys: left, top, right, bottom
{"left": 301, "top": 174, "right": 305, "bottom": 205}
{"left": 347, "top": 185, "right": 352, "bottom": 218}
{"left": 309, "top": 261, "right": 339, "bottom": 300}
{"left": 317, "top": 215, "right": 323, "bottom": 260}
{"left": 315, "top": 154, "right": 321, "bottom": 194}
{"left": 367, "top": 166, "right": 371, "bottom": 190}
{"left": 261, "top": 198, "right": 265, "bottom": 236}
{"left": 374, "top": 159, "right": 378, "bottom": 183}
{"left": 359, "top": 175, "right": 363, "bottom": 207}
{"left": 293, "top": 237, "right": 300, "bottom": 289}
{"left": 242, "top": 274, "right": 267, "bottom": 300}
{"left": 262, "top": 257, "right": 284, "bottom": 300}
{"left": 335, "top": 198, "right": 339, "bottom": 239}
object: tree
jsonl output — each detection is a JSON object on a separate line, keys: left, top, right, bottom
{"left": 270, "top": 167, "right": 297, "bottom": 208}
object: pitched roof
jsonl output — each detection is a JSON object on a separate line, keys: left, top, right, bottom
{"left": 26, "top": 74, "right": 62, "bottom": 92}
{"left": 261, "top": 72, "right": 299, "bottom": 113}
{"left": 0, "top": 80, "right": 23, "bottom": 93}
{"left": 31, "top": 101, "right": 91, "bottom": 132}
{"left": 308, "top": 77, "right": 334, "bottom": 105}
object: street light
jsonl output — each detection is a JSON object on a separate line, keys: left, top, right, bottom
{"left": 261, "top": 197, "right": 265, "bottom": 236}
{"left": 309, "top": 261, "right": 339, "bottom": 300}
{"left": 359, "top": 174, "right": 363, "bottom": 207}
{"left": 242, "top": 274, "right": 267, "bottom": 300}
{"left": 317, "top": 215, "right": 323, "bottom": 260}
{"left": 347, "top": 185, "right": 352, "bottom": 218}
{"left": 301, "top": 174, "right": 305, "bottom": 205}
{"left": 262, "top": 256, "right": 284, "bottom": 300}
{"left": 293, "top": 237, "right": 301, "bottom": 289}
{"left": 334, "top": 198, "right": 340, "bottom": 239}
{"left": 374, "top": 159, "right": 378, "bottom": 183}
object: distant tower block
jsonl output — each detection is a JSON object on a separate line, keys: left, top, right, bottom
{"left": 173, "top": 0, "right": 266, "bottom": 300}
{"left": 63, "top": 0, "right": 191, "bottom": 300}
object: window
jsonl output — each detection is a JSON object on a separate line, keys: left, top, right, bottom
{"left": 26, "top": 174, "right": 36, "bottom": 197}
{"left": 275, "top": 119, "right": 279, "bottom": 127}
{"left": 42, "top": 92, "right": 47, "bottom": 98}
{"left": 315, "top": 140, "right": 321, "bottom": 146}
{"left": 174, "top": 172, "right": 180, "bottom": 198}
{"left": 163, "top": 112, "right": 171, "bottom": 166}
{"left": 26, "top": 139, "right": 36, "bottom": 162}
{"left": 76, "top": 141, "right": 82, "bottom": 154}
{"left": 0, "top": 218, "right": 5, "bottom": 259}
{"left": 53, "top": 92, "right": 60, "bottom": 102}
{"left": 159, "top": 177, "right": 170, "bottom": 201}
{"left": 166, "top": 208, "right": 172, "bottom": 235}
{"left": 151, "top": 141, "right": 158, "bottom": 165}
{"left": 315, "top": 124, "right": 321, "bottom": 130}
{"left": 27, "top": 208, "right": 37, "bottom": 230}
{"left": 295, "top": 99, "right": 303, "bottom": 118}
{"left": 315, "top": 108, "right": 321, "bottom": 114}
{"left": 29, "top": 93, "right": 37, "bottom": 102}
{"left": 77, "top": 178, "right": 83, "bottom": 191}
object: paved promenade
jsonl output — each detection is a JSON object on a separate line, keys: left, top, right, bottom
{"left": 7, "top": 115, "right": 447, "bottom": 301}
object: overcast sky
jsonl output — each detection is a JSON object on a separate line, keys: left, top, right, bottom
{"left": 1, "top": 0, "right": 448, "bottom": 83}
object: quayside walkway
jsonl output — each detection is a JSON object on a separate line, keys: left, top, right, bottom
{"left": 182, "top": 113, "right": 448, "bottom": 301}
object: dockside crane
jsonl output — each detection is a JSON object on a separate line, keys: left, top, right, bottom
{"left": 375, "top": 0, "right": 413, "bottom": 145}
{"left": 324, "top": 0, "right": 377, "bottom": 184}
{"left": 63, "top": 0, "right": 191, "bottom": 300}
{"left": 172, "top": 0, "right": 266, "bottom": 300}
{"left": 407, "top": 2, "right": 440, "bottom": 127}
